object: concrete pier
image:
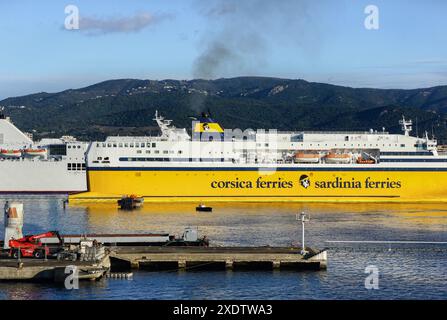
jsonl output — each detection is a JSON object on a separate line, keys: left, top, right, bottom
{"left": 110, "top": 247, "right": 327, "bottom": 271}
{"left": 0, "top": 254, "right": 110, "bottom": 281}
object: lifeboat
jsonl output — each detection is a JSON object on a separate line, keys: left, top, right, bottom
{"left": 24, "top": 148, "right": 47, "bottom": 157}
{"left": 0, "top": 149, "right": 22, "bottom": 158}
{"left": 294, "top": 152, "right": 320, "bottom": 163}
{"left": 356, "top": 157, "right": 375, "bottom": 164}
{"left": 324, "top": 153, "right": 352, "bottom": 164}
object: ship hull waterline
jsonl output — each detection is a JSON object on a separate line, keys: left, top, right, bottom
{"left": 69, "top": 167, "right": 447, "bottom": 203}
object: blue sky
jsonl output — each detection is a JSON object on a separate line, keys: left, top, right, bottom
{"left": 0, "top": 0, "right": 447, "bottom": 98}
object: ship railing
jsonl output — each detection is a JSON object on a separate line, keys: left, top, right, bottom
{"left": 301, "top": 130, "right": 389, "bottom": 135}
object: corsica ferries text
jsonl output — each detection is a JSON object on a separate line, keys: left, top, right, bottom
{"left": 210, "top": 176, "right": 402, "bottom": 189}
{"left": 211, "top": 177, "right": 293, "bottom": 189}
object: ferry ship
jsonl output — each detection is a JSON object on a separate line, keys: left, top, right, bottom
{"left": 70, "top": 111, "right": 447, "bottom": 203}
{"left": 0, "top": 110, "right": 88, "bottom": 193}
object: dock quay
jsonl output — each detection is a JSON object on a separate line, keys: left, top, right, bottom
{"left": 0, "top": 254, "right": 110, "bottom": 282}
{"left": 110, "top": 246, "right": 327, "bottom": 271}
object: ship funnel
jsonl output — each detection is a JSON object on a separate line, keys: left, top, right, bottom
{"left": 193, "top": 113, "right": 224, "bottom": 134}
{"left": 3, "top": 202, "right": 24, "bottom": 249}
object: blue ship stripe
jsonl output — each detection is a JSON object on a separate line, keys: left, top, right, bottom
{"left": 73, "top": 195, "right": 401, "bottom": 199}
{"left": 380, "top": 159, "right": 447, "bottom": 162}
{"left": 87, "top": 166, "right": 447, "bottom": 172}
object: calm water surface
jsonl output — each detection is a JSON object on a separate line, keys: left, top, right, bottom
{"left": 0, "top": 196, "right": 446, "bottom": 300}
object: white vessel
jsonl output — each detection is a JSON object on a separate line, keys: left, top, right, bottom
{"left": 0, "top": 111, "right": 88, "bottom": 194}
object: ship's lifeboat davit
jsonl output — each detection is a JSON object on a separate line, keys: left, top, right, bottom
{"left": 325, "top": 153, "right": 352, "bottom": 164}
{"left": 294, "top": 152, "right": 320, "bottom": 163}
{"left": 24, "top": 148, "right": 47, "bottom": 157}
{"left": 0, "top": 149, "right": 22, "bottom": 158}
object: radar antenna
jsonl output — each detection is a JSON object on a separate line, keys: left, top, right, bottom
{"left": 399, "top": 116, "right": 412, "bottom": 136}
{"left": 153, "top": 110, "right": 182, "bottom": 139}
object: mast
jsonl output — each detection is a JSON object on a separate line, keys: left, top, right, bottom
{"left": 399, "top": 116, "right": 413, "bottom": 136}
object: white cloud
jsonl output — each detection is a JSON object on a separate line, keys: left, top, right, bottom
{"left": 75, "top": 12, "right": 171, "bottom": 36}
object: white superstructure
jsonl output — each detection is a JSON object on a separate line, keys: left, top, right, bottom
{"left": 0, "top": 112, "right": 88, "bottom": 193}
{"left": 86, "top": 112, "right": 442, "bottom": 168}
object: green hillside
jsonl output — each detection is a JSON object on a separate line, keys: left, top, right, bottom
{"left": 1, "top": 77, "right": 447, "bottom": 142}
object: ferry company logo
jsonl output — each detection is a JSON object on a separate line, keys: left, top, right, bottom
{"left": 299, "top": 175, "right": 311, "bottom": 189}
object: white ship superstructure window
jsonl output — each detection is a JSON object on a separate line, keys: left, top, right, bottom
{"left": 67, "top": 163, "right": 86, "bottom": 171}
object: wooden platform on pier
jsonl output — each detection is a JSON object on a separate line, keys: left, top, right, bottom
{"left": 110, "top": 246, "right": 327, "bottom": 271}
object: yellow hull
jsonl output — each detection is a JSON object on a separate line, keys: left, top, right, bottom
{"left": 69, "top": 169, "right": 447, "bottom": 203}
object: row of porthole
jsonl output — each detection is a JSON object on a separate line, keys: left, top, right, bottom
{"left": 97, "top": 142, "right": 157, "bottom": 148}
